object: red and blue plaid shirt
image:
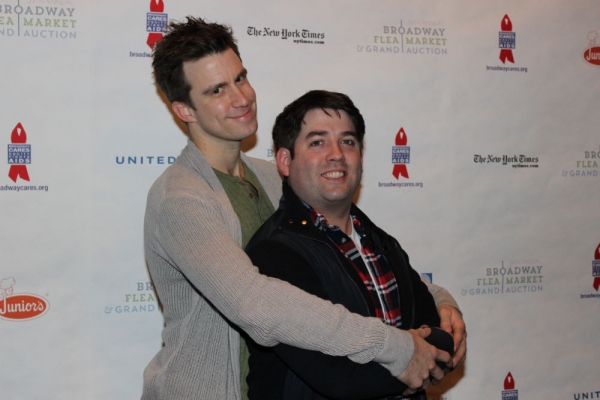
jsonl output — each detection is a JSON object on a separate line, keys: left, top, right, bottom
{"left": 305, "top": 203, "right": 402, "bottom": 328}
{"left": 304, "top": 202, "right": 427, "bottom": 400}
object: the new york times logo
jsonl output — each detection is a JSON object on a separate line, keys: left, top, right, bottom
{"left": 247, "top": 26, "right": 325, "bottom": 44}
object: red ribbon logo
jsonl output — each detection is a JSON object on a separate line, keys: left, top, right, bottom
{"left": 499, "top": 15, "right": 515, "bottom": 64}
{"left": 8, "top": 123, "right": 30, "bottom": 183}
{"left": 593, "top": 243, "right": 600, "bottom": 291}
{"left": 504, "top": 372, "right": 515, "bottom": 390}
{"left": 392, "top": 127, "right": 409, "bottom": 179}
{"left": 147, "top": 0, "right": 165, "bottom": 50}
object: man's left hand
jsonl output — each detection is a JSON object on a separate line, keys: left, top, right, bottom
{"left": 437, "top": 305, "right": 466, "bottom": 369}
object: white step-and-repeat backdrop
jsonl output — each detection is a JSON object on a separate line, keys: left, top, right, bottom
{"left": 1, "top": 1, "right": 599, "bottom": 399}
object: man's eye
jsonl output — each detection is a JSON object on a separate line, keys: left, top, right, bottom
{"left": 342, "top": 139, "right": 356, "bottom": 146}
{"left": 310, "top": 140, "right": 323, "bottom": 146}
{"left": 213, "top": 87, "right": 223, "bottom": 94}
{"left": 236, "top": 75, "right": 247, "bottom": 83}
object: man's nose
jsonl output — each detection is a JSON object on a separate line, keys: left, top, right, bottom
{"left": 231, "top": 85, "right": 251, "bottom": 107}
{"left": 328, "top": 143, "right": 344, "bottom": 162}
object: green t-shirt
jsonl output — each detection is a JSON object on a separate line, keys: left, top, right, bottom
{"left": 213, "top": 162, "right": 276, "bottom": 400}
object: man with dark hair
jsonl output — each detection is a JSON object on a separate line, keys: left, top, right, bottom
{"left": 246, "top": 90, "right": 459, "bottom": 399}
{"left": 143, "top": 17, "right": 466, "bottom": 400}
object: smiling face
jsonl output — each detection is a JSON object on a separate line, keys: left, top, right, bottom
{"left": 172, "top": 47, "right": 258, "bottom": 148}
{"left": 277, "top": 108, "right": 363, "bottom": 219}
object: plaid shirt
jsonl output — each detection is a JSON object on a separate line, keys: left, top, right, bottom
{"left": 305, "top": 203, "right": 402, "bottom": 328}
{"left": 304, "top": 202, "right": 428, "bottom": 400}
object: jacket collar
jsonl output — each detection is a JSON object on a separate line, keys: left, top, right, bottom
{"left": 278, "top": 180, "right": 379, "bottom": 239}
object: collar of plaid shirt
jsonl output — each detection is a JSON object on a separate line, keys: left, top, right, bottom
{"left": 301, "top": 200, "right": 403, "bottom": 328}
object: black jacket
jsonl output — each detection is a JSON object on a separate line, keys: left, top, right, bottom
{"left": 245, "top": 182, "right": 440, "bottom": 400}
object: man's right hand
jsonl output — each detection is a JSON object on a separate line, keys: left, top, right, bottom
{"left": 396, "top": 326, "right": 452, "bottom": 395}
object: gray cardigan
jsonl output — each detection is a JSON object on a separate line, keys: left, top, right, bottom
{"left": 142, "top": 140, "right": 457, "bottom": 399}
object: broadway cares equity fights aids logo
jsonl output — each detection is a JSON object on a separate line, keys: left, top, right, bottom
{"left": 130, "top": 0, "right": 168, "bottom": 58}
{"left": 499, "top": 15, "right": 515, "bottom": 64}
{"left": 583, "top": 30, "right": 600, "bottom": 67}
{"left": 486, "top": 15, "right": 528, "bottom": 73}
{"left": 7, "top": 122, "right": 30, "bottom": 182}
{"left": 581, "top": 243, "right": 600, "bottom": 299}
{"left": 0, "top": 0, "right": 77, "bottom": 40}
{"left": 0, "top": 277, "right": 49, "bottom": 321}
{"left": 2, "top": 123, "right": 49, "bottom": 192}
{"left": 378, "top": 127, "right": 423, "bottom": 189}
{"left": 502, "top": 372, "right": 519, "bottom": 400}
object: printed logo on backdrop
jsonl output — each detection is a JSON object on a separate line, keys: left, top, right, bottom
{"left": 573, "top": 389, "right": 600, "bottom": 400}
{"left": 473, "top": 153, "right": 539, "bottom": 169}
{"left": 379, "top": 127, "right": 423, "bottom": 189}
{"left": 266, "top": 148, "right": 275, "bottom": 163}
{"left": 7, "top": 122, "right": 29, "bottom": 182}
{"left": 115, "top": 155, "right": 176, "bottom": 166}
{"left": 104, "top": 281, "right": 159, "bottom": 315}
{"left": 0, "top": 277, "right": 49, "bottom": 321}
{"left": 130, "top": 0, "right": 168, "bottom": 58}
{"left": 461, "top": 259, "right": 543, "bottom": 296}
{"left": 356, "top": 19, "right": 447, "bottom": 55}
{"left": 486, "top": 15, "right": 528, "bottom": 73}
{"left": 0, "top": 0, "right": 76, "bottom": 40}
{"left": 583, "top": 30, "right": 600, "bottom": 67}
{"left": 580, "top": 243, "right": 600, "bottom": 299}
{"left": 246, "top": 25, "right": 325, "bottom": 45}
{"left": 562, "top": 145, "right": 599, "bottom": 178}
{"left": 2, "top": 123, "right": 49, "bottom": 193}
{"left": 502, "top": 372, "right": 518, "bottom": 400}
{"left": 420, "top": 273, "right": 433, "bottom": 284}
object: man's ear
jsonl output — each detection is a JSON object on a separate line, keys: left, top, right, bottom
{"left": 276, "top": 148, "right": 292, "bottom": 177}
{"left": 171, "top": 101, "right": 196, "bottom": 123}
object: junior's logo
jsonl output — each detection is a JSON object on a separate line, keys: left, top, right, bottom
{"left": 502, "top": 372, "right": 518, "bottom": 400}
{"left": 392, "top": 127, "right": 410, "bottom": 179}
{"left": 583, "top": 31, "right": 600, "bottom": 67}
{"left": 0, "top": 277, "right": 49, "bottom": 321}
{"left": 146, "top": 0, "right": 167, "bottom": 50}
{"left": 7, "top": 122, "right": 30, "bottom": 183}
{"left": 499, "top": 15, "right": 515, "bottom": 64}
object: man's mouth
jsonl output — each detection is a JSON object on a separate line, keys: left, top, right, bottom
{"left": 232, "top": 107, "right": 255, "bottom": 120}
{"left": 322, "top": 171, "right": 345, "bottom": 179}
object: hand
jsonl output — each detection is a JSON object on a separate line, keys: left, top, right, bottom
{"left": 397, "top": 326, "right": 452, "bottom": 396}
{"left": 438, "top": 305, "right": 467, "bottom": 368}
